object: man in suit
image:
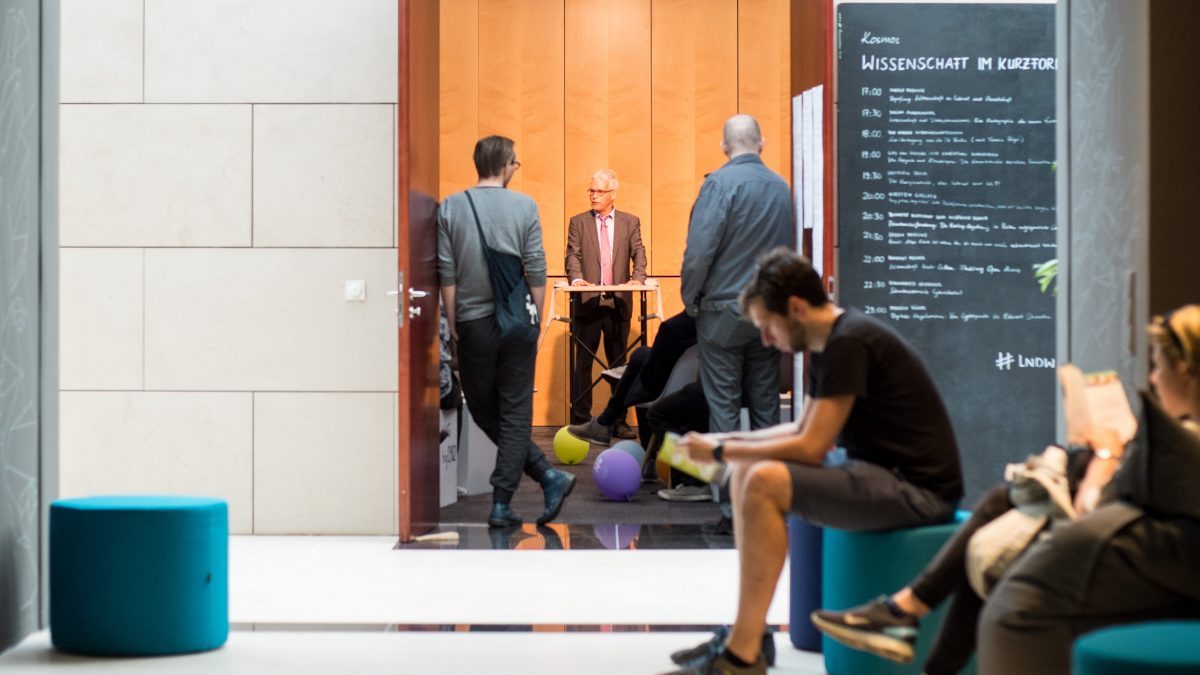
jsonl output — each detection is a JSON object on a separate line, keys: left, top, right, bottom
{"left": 565, "top": 169, "right": 647, "bottom": 437}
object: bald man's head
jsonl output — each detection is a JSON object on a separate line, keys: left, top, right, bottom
{"left": 722, "top": 114, "right": 764, "bottom": 158}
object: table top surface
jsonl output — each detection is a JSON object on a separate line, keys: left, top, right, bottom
{"left": 552, "top": 280, "right": 661, "bottom": 292}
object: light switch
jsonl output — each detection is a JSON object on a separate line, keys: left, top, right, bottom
{"left": 345, "top": 280, "right": 366, "bottom": 302}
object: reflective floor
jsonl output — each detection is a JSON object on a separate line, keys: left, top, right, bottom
{"left": 1, "top": 537, "right": 827, "bottom": 673}
{"left": 396, "top": 522, "right": 733, "bottom": 550}
{"left": 3, "top": 631, "right": 826, "bottom": 674}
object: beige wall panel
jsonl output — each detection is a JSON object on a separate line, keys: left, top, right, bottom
{"left": 650, "top": 0, "right": 738, "bottom": 277}
{"left": 59, "top": 392, "right": 254, "bottom": 533}
{"left": 60, "top": 0, "right": 143, "bottom": 103}
{"left": 144, "top": 249, "right": 397, "bottom": 391}
{"left": 59, "top": 248, "right": 145, "bottom": 390}
{"left": 253, "top": 393, "right": 395, "bottom": 534}
{"left": 738, "top": 0, "right": 792, "bottom": 183}
{"left": 564, "top": 0, "right": 653, "bottom": 268}
{"left": 144, "top": 0, "right": 397, "bottom": 103}
{"left": 254, "top": 105, "right": 395, "bottom": 247}
{"left": 60, "top": 105, "right": 251, "bottom": 247}
{"left": 438, "top": 0, "right": 480, "bottom": 199}
{"left": 478, "top": 0, "right": 566, "bottom": 276}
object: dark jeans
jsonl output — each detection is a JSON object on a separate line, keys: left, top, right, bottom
{"left": 598, "top": 347, "right": 651, "bottom": 426}
{"left": 647, "top": 381, "right": 709, "bottom": 487}
{"left": 570, "top": 300, "right": 630, "bottom": 424}
{"left": 979, "top": 508, "right": 1200, "bottom": 675}
{"left": 456, "top": 315, "right": 552, "bottom": 504}
{"left": 907, "top": 484, "right": 1012, "bottom": 675}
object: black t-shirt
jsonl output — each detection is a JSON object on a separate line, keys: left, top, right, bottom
{"left": 810, "top": 309, "right": 964, "bottom": 501}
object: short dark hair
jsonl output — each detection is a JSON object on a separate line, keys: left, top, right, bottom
{"left": 740, "top": 247, "right": 828, "bottom": 316}
{"left": 473, "top": 135, "right": 515, "bottom": 179}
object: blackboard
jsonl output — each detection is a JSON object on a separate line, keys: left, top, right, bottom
{"left": 836, "top": 2, "right": 1057, "bottom": 502}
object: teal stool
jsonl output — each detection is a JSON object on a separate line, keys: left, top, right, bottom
{"left": 1074, "top": 621, "right": 1200, "bottom": 674}
{"left": 822, "top": 511, "right": 975, "bottom": 675}
{"left": 50, "top": 496, "right": 228, "bottom": 655}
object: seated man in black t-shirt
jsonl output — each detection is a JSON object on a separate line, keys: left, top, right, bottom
{"left": 662, "top": 247, "right": 963, "bottom": 675}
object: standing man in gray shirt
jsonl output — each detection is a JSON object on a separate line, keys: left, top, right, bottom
{"left": 682, "top": 115, "right": 793, "bottom": 446}
{"left": 437, "top": 135, "right": 575, "bottom": 529}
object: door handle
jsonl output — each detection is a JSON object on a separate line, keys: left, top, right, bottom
{"left": 409, "top": 288, "right": 428, "bottom": 300}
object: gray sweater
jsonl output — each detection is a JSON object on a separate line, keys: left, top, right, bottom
{"left": 437, "top": 187, "right": 548, "bottom": 323}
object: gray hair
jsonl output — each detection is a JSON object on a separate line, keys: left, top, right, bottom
{"left": 591, "top": 169, "right": 619, "bottom": 191}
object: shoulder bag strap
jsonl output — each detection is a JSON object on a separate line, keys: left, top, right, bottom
{"left": 463, "top": 189, "right": 499, "bottom": 270}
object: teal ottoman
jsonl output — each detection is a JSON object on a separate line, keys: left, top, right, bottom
{"left": 822, "top": 511, "right": 974, "bottom": 675}
{"left": 1074, "top": 621, "right": 1200, "bottom": 674}
{"left": 50, "top": 495, "right": 228, "bottom": 656}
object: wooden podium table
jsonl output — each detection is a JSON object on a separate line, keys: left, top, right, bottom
{"left": 538, "top": 280, "right": 666, "bottom": 416}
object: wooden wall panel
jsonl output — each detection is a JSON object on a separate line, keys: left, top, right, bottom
{"left": 477, "top": 0, "right": 566, "bottom": 425}
{"left": 791, "top": 0, "right": 826, "bottom": 94}
{"left": 564, "top": 0, "right": 652, "bottom": 268}
{"left": 479, "top": 0, "right": 566, "bottom": 275}
{"left": 438, "top": 0, "right": 797, "bottom": 426}
{"left": 644, "top": 275, "right": 684, "bottom": 344}
{"left": 738, "top": 0, "right": 792, "bottom": 182}
{"left": 650, "top": 0, "right": 739, "bottom": 278}
{"left": 438, "top": 0, "right": 478, "bottom": 198}
{"left": 536, "top": 281, "right": 571, "bottom": 425}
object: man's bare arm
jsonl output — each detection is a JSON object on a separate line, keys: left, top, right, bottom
{"left": 680, "top": 395, "right": 854, "bottom": 466}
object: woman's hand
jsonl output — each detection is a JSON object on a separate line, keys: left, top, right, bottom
{"left": 1074, "top": 425, "right": 1124, "bottom": 515}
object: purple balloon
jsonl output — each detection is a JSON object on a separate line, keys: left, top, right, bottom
{"left": 593, "top": 448, "right": 641, "bottom": 501}
{"left": 593, "top": 523, "right": 641, "bottom": 550}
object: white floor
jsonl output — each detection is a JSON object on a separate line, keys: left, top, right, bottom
{"left": 1, "top": 536, "right": 827, "bottom": 674}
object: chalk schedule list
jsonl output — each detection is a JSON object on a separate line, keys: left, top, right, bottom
{"left": 837, "top": 3, "right": 1056, "bottom": 499}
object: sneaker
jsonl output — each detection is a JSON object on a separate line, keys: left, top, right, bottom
{"left": 567, "top": 417, "right": 612, "bottom": 445}
{"left": 600, "top": 365, "right": 627, "bottom": 384}
{"left": 661, "top": 648, "right": 767, "bottom": 675}
{"left": 657, "top": 485, "right": 714, "bottom": 502}
{"left": 810, "top": 596, "right": 918, "bottom": 664}
{"left": 669, "top": 626, "right": 776, "bottom": 667}
{"left": 613, "top": 420, "right": 638, "bottom": 440}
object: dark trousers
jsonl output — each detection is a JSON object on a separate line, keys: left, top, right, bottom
{"left": 978, "top": 507, "right": 1200, "bottom": 675}
{"left": 598, "top": 347, "right": 651, "bottom": 426}
{"left": 906, "top": 484, "right": 1012, "bottom": 675}
{"left": 457, "top": 316, "right": 552, "bottom": 504}
{"left": 647, "top": 381, "right": 709, "bottom": 487}
{"left": 571, "top": 300, "right": 630, "bottom": 424}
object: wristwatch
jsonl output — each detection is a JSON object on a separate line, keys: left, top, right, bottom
{"left": 712, "top": 443, "right": 726, "bottom": 464}
{"left": 1093, "top": 447, "right": 1118, "bottom": 461}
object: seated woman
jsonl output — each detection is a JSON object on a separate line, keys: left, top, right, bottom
{"left": 810, "top": 304, "right": 1200, "bottom": 675}
{"left": 978, "top": 305, "right": 1200, "bottom": 674}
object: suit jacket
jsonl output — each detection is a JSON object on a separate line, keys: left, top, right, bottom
{"left": 565, "top": 209, "right": 647, "bottom": 319}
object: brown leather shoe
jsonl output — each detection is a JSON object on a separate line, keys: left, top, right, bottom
{"left": 613, "top": 420, "right": 637, "bottom": 440}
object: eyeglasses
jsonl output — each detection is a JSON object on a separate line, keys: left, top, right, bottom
{"left": 587, "top": 189, "right": 614, "bottom": 195}
{"left": 510, "top": 160, "right": 522, "bottom": 169}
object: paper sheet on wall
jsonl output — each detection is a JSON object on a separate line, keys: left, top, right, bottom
{"left": 792, "top": 86, "right": 825, "bottom": 397}
{"left": 807, "top": 86, "right": 824, "bottom": 279}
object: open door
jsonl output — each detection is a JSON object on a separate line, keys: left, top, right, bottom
{"left": 396, "top": 0, "right": 440, "bottom": 543}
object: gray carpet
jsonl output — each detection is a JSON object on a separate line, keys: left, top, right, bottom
{"left": 439, "top": 428, "right": 723, "bottom": 526}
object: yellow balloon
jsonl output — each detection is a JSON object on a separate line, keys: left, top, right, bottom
{"left": 553, "top": 426, "right": 591, "bottom": 465}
